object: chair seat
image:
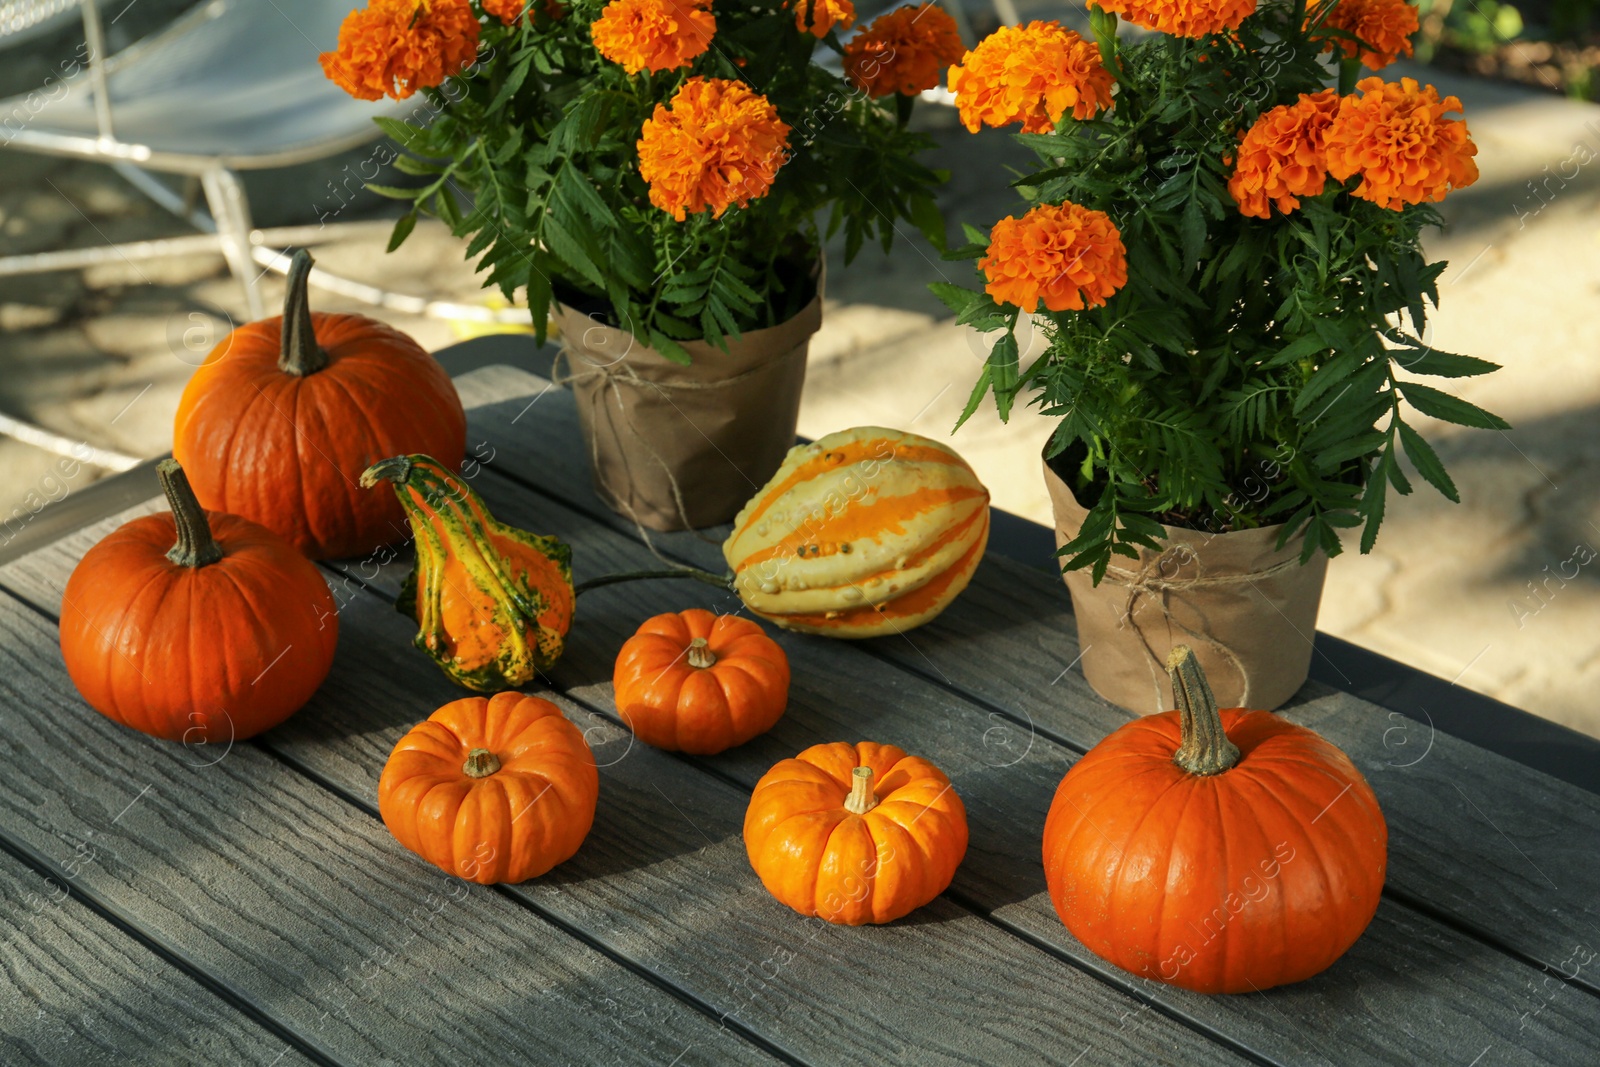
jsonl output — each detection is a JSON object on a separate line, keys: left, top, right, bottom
{"left": 0, "top": 0, "right": 408, "bottom": 166}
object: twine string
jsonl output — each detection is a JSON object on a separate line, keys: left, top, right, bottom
{"left": 1099, "top": 548, "right": 1304, "bottom": 712}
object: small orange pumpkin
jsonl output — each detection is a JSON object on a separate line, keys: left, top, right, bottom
{"left": 378, "top": 692, "right": 599, "bottom": 884}
{"left": 1042, "top": 646, "right": 1387, "bottom": 994}
{"left": 744, "top": 741, "right": 967, "bottom": 925}
{"left": 58, "top": 460, "right": 338, "bottom": 742}
{"left": 173, "top": 249, "right": 466, "bottom": 560}
{"left": 613, "top": 609, "right": 790, "bottom": 754}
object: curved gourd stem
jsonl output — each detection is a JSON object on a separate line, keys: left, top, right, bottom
{"left": 279, "top": 249, "right": 329, "bottom": 377}
{"left": 1169, "top": 645, "right": 1241, "bottom": 776}
{"left": 159, "top": 459, "right": 223, "bottom": 568}
{"left": 573, "top": 568, "right": 734, "bottom": 596}
{"left": 844, "top": 766, "right": 879, "bottom": 815}
{"left": 685, "top": 637, "right": 716, "bottom": 669}
{"left": 462, "top": 748, "right": 501, "bottom": 778}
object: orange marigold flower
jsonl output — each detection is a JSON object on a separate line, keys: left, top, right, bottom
{"left": 795, "top": 0, "right": 856, "bottom": 38}
{"left": 1227, "top": 89, "right": 1342, "bottom": 219}
{"left": 592, "top": 0, "right": 715, "bottom": 75}
{"left": 1324, "top": 77, "right": 1478, "bottom": 210}
{"left": 319, "top": 0, "right": 480, "bottom": 102}
{"left": 844, "top": 4, "right": 965, "bottom": 99}
{"left": 947, "top": 21, "right": 1114, "bottom": 134}
{"left": 980, "top": 202, "right": 1128, "bottom": 313}
{"left": 482, "top": 0, "right": 565, "bottom": 22}
{"left": 638, "top": 77, "right": 792, "bottom": 221}
{"left": 1317, "top": 0, "right": 1419, "bottom": 71}
{"left": 1097, "top": 0, "right": 1257, "bottom": 38}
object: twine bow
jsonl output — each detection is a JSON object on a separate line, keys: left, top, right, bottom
{"left": 1099, "top": 546, "right": 1304, "bottom": 713}
{"left": 551, "top": 325, "right": 795, "bottom": 552}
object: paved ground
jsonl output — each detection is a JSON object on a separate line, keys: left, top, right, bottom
{"left": 2, "top": 37, "right": 1597, "bottom": 736}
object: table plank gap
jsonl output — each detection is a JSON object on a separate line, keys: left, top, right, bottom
{"left": 0, "top": 845, "right": 317, "bottom": 1067}
{"left": 448, "top": 365, "right": 1600, "bottom": 999}
{"left": 0, "top": 585, "right": 787, "bottom": 1067}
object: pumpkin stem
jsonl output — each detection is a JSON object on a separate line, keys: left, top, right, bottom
{"left": 843, "top": 766, "right": 879, "bottom": 815}
{"left": 158, "top": 459, "right": 223, "bottom": 568}
{"left": 360, "top": 455, "right": 414, "bottom": 489}
{"left": 1169, "top": 645, "right": 1241, "bottom": 776}
{"left": 573, "top": 567, "right": 734, "bottom": 595}
{"left": 685, "top": 637, "right": 717, "bottom": 669}
{"left": 462, "top": 748, "right": 501, "bottom": 778}
{"left": 278, "top": 249, "right": 329, "bottom": 377}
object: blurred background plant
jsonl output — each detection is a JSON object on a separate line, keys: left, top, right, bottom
{"left": 1415, "top": 0, "right": 1600, "bottom": 100}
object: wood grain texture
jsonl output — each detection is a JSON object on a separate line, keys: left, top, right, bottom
{"left": 0, "top": 849, "right": 311, "bottom": 1067}
{"left": 453, "top": 365, "right": 1600, "bottom": 989}
{"left": 432, "top": 366, "right": 1600, "bottom": 1065}
{"left": 0, "top": 507, "right": 1247, "bottom": 1065}
{"left": 277, "top": 592, "right": 1242, "bottom": 1067}
{"left": 0, "top": 589, "right": 776, "bottom": 1067}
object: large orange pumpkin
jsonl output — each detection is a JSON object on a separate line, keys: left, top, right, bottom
{"left": 361, "top": 454, "right": 574, "bottom": 691}
{"left": 58, "top": 460, "right": 339, "bottom": 743}
{"left": 613, "top": 608, "right": 790, "bottom": 754}
{"left": 378, "top": 692, "right": 599, "bottom": 884}
{"left": 744, "top": 741, "right": 967, "bottom": 925}
{"left": 173, "top": 248, "right": 466, "bottom": 560}
{"left": 723, "top": 427, "right": 989, "bottom": 638}
{"left": 1042, "top": 646, "right": 1387, "bottom": 994}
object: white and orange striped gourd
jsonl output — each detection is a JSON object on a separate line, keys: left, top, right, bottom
{"left": 723, "top": 427, "right": 990, "bottom": 638}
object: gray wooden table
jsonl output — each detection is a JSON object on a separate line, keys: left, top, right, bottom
{"left": 2, "top": 363, "right": 1598, "bottom": 1066}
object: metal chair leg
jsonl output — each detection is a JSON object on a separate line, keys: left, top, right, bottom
{"left": 200, "top": 166, "right": 265, "bottom": 320}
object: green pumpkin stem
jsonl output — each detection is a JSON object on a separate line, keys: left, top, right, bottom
{"left": 1169, "top": 645, "right": 1240, "bottom": 776}
{"left": 279, "top": 249, "right": 329, "bottom": 377}
{"left": 685, "top": 637, "right": 716, "bottom": 669}
{"left": 158, "top": 459, "right": 223, "bottom": 568}
{"left": 844, "top": 766, "right": 878, "bottom": 815}
{"left": 462, "top": 748, "right": 501, "bottom": 778}
{"left": 573, "top": 567, "right": 733, "bottom": 595}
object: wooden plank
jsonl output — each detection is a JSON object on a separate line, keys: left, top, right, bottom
{"left": 452, "top": 364, "right": 1600, "bottom": 994}
{"left": 0, "top": 516, "right": 1249, "bottom": 1066}
{"left": 346, "top": 365, "right": 1600, "bottom": 1065}
{"left": 0, "top": 849, "right": 312, "bottom": 1067}
{"left": 0, "top": 590, "right": 780, "bottom": 1067}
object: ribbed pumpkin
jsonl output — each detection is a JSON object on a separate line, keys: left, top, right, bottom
{"left": 744, "top": 741, "right": 968, "bottom": 925}
{"left": 173, "top": 249, "right": 466, "bottom": 560}
{"left": 378, "top": 692, "right": 599, "bottom": 884}
{"left": 58, "top": 460, "right": 338, "bottom": 742}
{"left": 723, "top": 427, "right": 990, "bottom": 638}
{"left": 361, "top": 454, "right": 574, "bottom": 691}
{"left": 613, "top": 609, "right": 790, "bottom": 754}
{"left": 1042, "top": 646, "right": 1387, "bottom": 994}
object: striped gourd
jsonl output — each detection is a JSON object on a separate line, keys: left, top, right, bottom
{"left": 723, "top": 427, "right": 990, "bottom": 638}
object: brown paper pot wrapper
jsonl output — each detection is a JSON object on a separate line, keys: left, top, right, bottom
{"left": 554, "top": 286, "right": 822, "bottom": 532}
{"left": 1043, "top": 457, "right": 1329, "bottom": 714}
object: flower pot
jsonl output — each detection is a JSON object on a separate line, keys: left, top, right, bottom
{"left": 1042, "top": 455, "right": 1329, "bottom": 714}
{"left": 554, "top": 279, "right": 823, "bottom": 532}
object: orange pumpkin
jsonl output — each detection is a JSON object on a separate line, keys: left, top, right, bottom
{"left": 744, "top": 741, "right": 967, "bottom": 925}
{"left": 1042, "top": 646, "right": 1387, "bottom": 994}
{"left": 378, "top": 692, "right": 599, "bottom": 884}
{"left": 173, "top": 248, "right": 466, "bottom": 560}
{"left": 723, "top": 427, "right": 990, "bottom": 638}
{"left": 58, "top": 460, "right": 338, "bottom": 743}
{"left": 361, "top": 454, "right": 574, "bottom": 691}
{"left": 613, "top": 608, "right": 790, "bottom": 754}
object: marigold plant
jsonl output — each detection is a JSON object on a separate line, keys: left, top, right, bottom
{"left": 321, "top": 0, "right": 947, "bottom": 361}
{"left": 843, "top": 4, "right": 965, "bottom": 100}
{"left": 1317, "top": 0, "right": 1418, "bottom": 70}
{"left": 938, "top": 2, "right": 1504, "bottom": 579}
{"left": 947, "top": 21, "right": 1115, "bottom": 133}
{"left": 591, "top": 0, "right": 714, "bottom": 75}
